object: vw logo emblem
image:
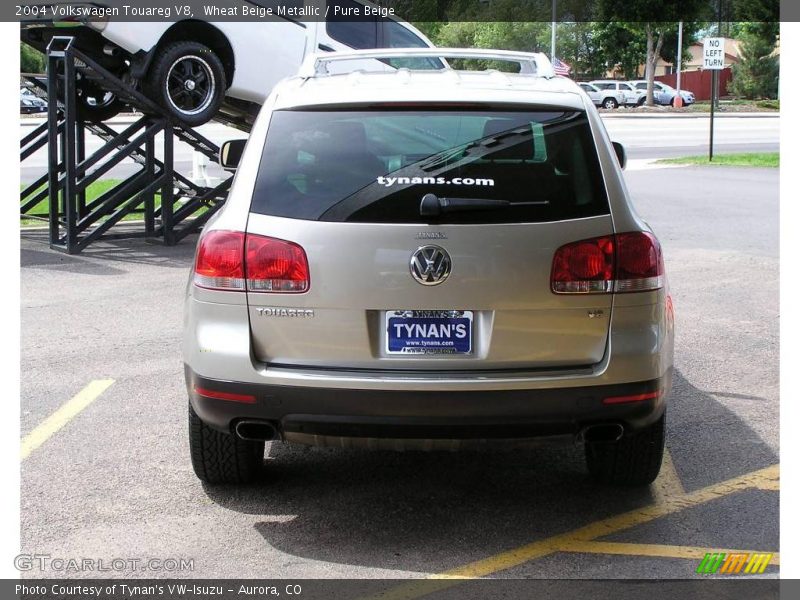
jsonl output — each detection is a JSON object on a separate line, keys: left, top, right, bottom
{"left": 410, "top": 245, "right": 452, "bottom": 286}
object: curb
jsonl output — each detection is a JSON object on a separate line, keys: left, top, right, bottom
{"left": 600, "top": 112, "right": 779, "bottom": 119}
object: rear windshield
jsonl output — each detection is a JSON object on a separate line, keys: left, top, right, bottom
{"left": 250, "top": 109, "right": 610, "bottom": 224}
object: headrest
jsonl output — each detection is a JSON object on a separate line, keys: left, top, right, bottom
{"left": 481, "top": 118, "right": 533, "bottom": 160}
{"left": 318, "top": 121, "right": 368, "bottom": 155}
{"left": 482, "top": 118, "right": 528, "bottom": 138}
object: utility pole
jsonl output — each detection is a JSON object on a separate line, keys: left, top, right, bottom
{"left": 676, "top": 21, "right": 683, "bottom": 101}
{"left": 709, "top": 68, "right": 716, "bottom": 161}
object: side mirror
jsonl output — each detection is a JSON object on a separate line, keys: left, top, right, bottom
{"left": 612, "top": 141, "right": 626, "bottom": 170}
{"left": 219, "top": 139, "right": 246, "bottom": 171}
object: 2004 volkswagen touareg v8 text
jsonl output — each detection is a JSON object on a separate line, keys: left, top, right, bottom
{"left": 183, "top": 48, "right": 675, "bottom": 486}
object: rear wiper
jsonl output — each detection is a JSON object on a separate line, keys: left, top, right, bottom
{"left": 419, "top": 193, "right": 548, "bottom": 216}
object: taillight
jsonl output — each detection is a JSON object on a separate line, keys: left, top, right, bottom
{"left": 194, "top": 230, "right": 245, "bottom": 291}
{"left": 245, "top": 235, "right": 309, "bottom": 293}
{"left": 614, "top": 232, "right": 665, "bottom": 292}
{"left": 551, "top": 236, "right": 614, "bottom": 293}
{"left": 551, "top": 232, "right": 664, "bottom": 294}
{"left": 193, "top": 231, "right": 310, "bottom": 293}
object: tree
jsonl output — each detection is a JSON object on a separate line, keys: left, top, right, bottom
{"left": 594, "top": 22, "right": 647, "bottom": 79}
{"left": 641, "top": 23, "right": 667, "bottom": 103}
{"left": 728, "top": 22, "right": 779, "bottom": 99}
{"left": 557, "top": 22, "right": 609, "bottom": 79}
{"left": 472, "top": 22, "right": 550, "bottom": 53}
{"left": 430, "top": 22, "right": 550, "bottom": 71}
{"left": 659, "top": 21, "right": 703, "bottom": 72}
{"left": 593, "top": 21, "right": 673, "bottom": 99}
{"left": 600, "top": 0, "right": 707, "bottom": 105}
{"left": 21, "top": 42, "right": 45, "bottom": 74}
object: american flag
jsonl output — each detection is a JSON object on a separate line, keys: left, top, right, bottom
{"left": 552, "top": 57, "right": 571, "bottom": 77}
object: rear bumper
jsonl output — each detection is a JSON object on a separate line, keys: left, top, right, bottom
{"left": 186, "top": 365, "right": 670, "bottom": 440}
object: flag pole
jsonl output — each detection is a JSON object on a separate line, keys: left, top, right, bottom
{"left": 551, "top": 0, "right": 556, "bottom": 62}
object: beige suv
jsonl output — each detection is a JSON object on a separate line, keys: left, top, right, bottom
{"left": 183, "top": 49, "right": 675, "bottom": 486}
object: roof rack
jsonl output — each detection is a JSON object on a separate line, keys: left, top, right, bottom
{"left": 298, "top": 47, "right": 556, "bottom": 79}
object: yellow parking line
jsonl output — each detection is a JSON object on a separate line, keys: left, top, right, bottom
{"left": 752, "top": 468, "right": 780, "bottom": 491}
{"left": 361, "top": 464, "right": 778, "bottom": 600}
{"left": 557, "top": 540, "right": 780, "bottom": 566}
{"left": 21, "top": 379, "right": 115, "bottom": 460}
{"left": 651, "top": 447, "right": 685, "bottom": 503}
{"left": 437, "top": 464, "right": 778, "bottom": 579}
{"left": 451, "top": 464, "right": 778, "bottom": 577}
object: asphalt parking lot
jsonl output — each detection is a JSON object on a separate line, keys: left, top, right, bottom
{"left": 20, "top": 164, "right": 778, "bottom": 582}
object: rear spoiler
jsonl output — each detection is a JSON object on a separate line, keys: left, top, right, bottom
{"left": 298, "top": 47, "right": 556, "bottom": 79}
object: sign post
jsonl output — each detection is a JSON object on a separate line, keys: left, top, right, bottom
{"left": 703, "top": 37, "right": 725, "bottom": 161}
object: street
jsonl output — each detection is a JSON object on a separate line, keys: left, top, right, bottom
{"left": 19, "top": 113, "right": 780, "bottom": 184}
{"left": 602, "top": 114, "right": 779, "bottom": 159}
{"left": 19, "top": 159, "right": 779, "bottom": 580}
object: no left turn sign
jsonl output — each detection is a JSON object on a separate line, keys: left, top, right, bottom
{"left": 703, "top": 38, "right": 726, "bottom": 70}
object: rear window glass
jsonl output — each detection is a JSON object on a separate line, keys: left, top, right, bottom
{"left": 250, "top": 109, "right": 610, "bottom": 224}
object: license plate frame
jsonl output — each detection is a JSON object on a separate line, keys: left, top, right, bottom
{"left": 385, "top": 310, "right": 473, "bottom": 355}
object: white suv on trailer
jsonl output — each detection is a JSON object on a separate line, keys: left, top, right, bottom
{"left": 20, "top": 0, "right": 441, "bottom": 124}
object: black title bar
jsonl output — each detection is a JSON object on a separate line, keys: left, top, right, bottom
{"left": 8, "top": 0, "right": 786, "bottom": 23}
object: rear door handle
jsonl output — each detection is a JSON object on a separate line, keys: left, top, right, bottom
{"left": 318, "top": 44, "right": 334, "bottom": 52}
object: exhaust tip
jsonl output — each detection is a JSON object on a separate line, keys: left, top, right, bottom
{"left": 235, "top": 420, "right": 278, "bottom": 442}
{"left": 579, "top": 423, "right": 625, "bottom": 444}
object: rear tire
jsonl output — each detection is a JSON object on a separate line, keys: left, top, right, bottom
{"left": 146, "top": 41, "right": 226, "bottom": 126}
{"left": 76, "top": 86, "right": 124, "bottom": 122}
{"left": 585, "top": 412, "right": 665, "bottom": 486}
{"left": 55, "top": 75, "right": 124, "bottom": 122}
{"left": 188, "top": 402, "right": 264, "bottom": 484}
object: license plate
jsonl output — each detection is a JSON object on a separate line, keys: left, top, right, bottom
{"left": 386, "top": 310, "right": 473, "bottom": 355}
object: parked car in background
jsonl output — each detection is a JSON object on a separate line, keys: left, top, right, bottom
{"left": 590, "top": 80, "right": 645, "bottom": 106}
{"left": 629, "top": 81, "right": 669, "bottom": 105}
{"left": 629, "top": 80, "right": 695, "bottom": 106}
{"left": 20, "top": 0, "right": 441, "bottom": 125}
{"left": 658, "top": 82, "right": 695, "bottom": 106}
{"left": 20, "top": 90, "right": 47, "bottom": 114}
{"left": 578, "top": 82, "right": 624, "bottom": 109}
